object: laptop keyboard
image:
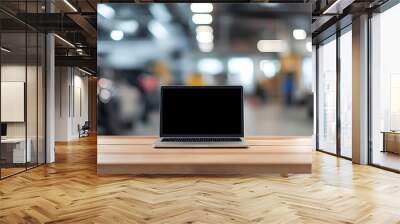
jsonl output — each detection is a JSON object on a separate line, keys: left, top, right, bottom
{"left": 162, "top": 138, "right": 242, "bottom": 142}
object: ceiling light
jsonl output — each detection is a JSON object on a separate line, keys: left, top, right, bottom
{"left": 293, "top": 29, "right": 307, "bottom": 40}
{"left": 190, "top": 3, "right": 213, "bottom": 13}
{"left": 110, "top": 30, "right": 124, "bottom": 41}
{"left": 192, "top": 14, "right": 213, "bottom": 25}
{"left": 260, "top": 60, "right": 280, "bottom": 79}
{"left": 196, "top": 32, "right": 213, "bottom": 43}
{"left": 98, "top": 4, "right": 115, "bottom": 19}
{"left": 196, "top": 25, "right": 213, "bottom": 34}
{"left": 63, "top": 0, "right": 78, "bottom": 12}
{"left": 197, "top": 58, "right": 223, "bottom": 75}
{"left": 257, "top": 40, "right": 287, "bottom": 53}
{"left": 1, "top": 47, "right": 11, "bottom": 53}
{"left": 228, "top": 57, "right": 254, "bottom": 88}
{"left": 306, "top": 41, "right": 312, "bottom": 52}
{"left": 54, "top": 34, "right": 75, "bottom": 48}
{"left": 199, "top": 42, "right": 213, "bottom": 52}
{"left": 323, "top": 0, "right": 346, "bottom": 14}
{"left": 78, "top": 67, "right": 93, "bottom": 76}
{"left": 148, "top": 20, "right": 168, "bottom": 39}
{"left": 99, "top": 89, "right": 112, "bottom": 103}
{"left": 116, "top": 20, "right": 139, "bottom": 34}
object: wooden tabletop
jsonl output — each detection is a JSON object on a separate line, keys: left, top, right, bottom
{"left": 97, "top": 136, "right": 313, "bottom": 175}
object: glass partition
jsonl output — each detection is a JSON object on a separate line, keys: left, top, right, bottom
{"left": 97, "top": 3, "right": 313, "bottom": 136}
{"left": 317, "top": 37, "right": 337, "bottom": 154}
{"left": 27, "top": 31, "right": 38, "bottom": 169}
{"left": 1, "top": 30, "right": 28, "bottom": 177}
{"left": 339, "top": 29, "right": 352, "bottom": 158}
{"left": 38, "top": 32, "right": 46, "bottom": 165}
{"left": 0, "top": 1, "right": 46, "bottom": 179}
{"left": 371, "top": 3, "right": 400, "bottom": 171}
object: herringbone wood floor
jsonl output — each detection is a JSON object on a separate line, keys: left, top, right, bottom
{"left": 1, "top": 136, "right": 400, "bottom": 224}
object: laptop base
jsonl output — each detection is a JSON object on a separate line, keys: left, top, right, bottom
{"left": 153, "top": 138, "right": 248, "bottom": 148}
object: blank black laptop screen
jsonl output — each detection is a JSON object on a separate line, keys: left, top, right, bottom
{"left": 160, "top": 86, "right": 243, "bottom": 137}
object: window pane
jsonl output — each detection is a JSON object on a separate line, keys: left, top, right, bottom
{"left": 27, "top": 30, "right": 38, "bottom": 169}
{"left": 38, "top": 33, "right": 46, "bottom": 165}
{"left": 318, "top": 38, "right": 337, "bottom": 154}
{"left": 1, "top": 30, "right": 28, "bottom": 177}
{"left": 371, "top": 4, "right": 400, "bottom": 171}
{"left": 340, "top": 30, "right": 352, "bottom": 158}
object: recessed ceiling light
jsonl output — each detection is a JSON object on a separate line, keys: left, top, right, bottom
{"left": 257, "top": 40, "right": 287, "bottom": 53}
{"left": 199, "top": 42, "right": 213, "bottom": 52}
{"left": 54, "top": 34, "right": 75, "bottom": 48}
{"left": 306, "top": 41, "right": 312, "bottom": 52}
{"left": 190, "top": 3, "right": 213, "bottom": 13}
{"left": 192, "top": 14, "right": 213, "bottom": 25}
{"left": 260, "top": 60, "right": 280, "bottom": 79}
{"left": 1, "top": 47, "right": 11, "bottom": 53}
{"left": 116, "top": 20, "right": 139, "bottom": 34}
{"left": 110, "top": 30, "right": 124, "bottom": 41}
{"left": 196, "top": 25, "right": 213, "bottom": 34}
{"left": 323, "top": 0, "right": 346, "bottom": 14}
{"left": 78, "top": 67, "right": 93, "bottom": 76}
{"left": 98, "top": 4, "right": 115, "bottom": 19}
{"left": 197, "top": 58, "right": 223, "bottom": 75}
{"left": 196, "top": 32, "right": 213, "bottom": 43}
{"left": 293, "top": 29, "right": 307, "bottom": 40}
{"left": 63, "top": 0, "right": 78, "bottom": 12}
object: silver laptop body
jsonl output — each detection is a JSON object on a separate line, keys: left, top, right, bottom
{"left": 154, "top": 86, "right": 248, "bottom": 148}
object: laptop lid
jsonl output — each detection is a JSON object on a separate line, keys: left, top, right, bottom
{"left": 160, "top": 86, "right": 244, "bottom": 137}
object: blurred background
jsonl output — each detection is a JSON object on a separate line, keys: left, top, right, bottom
{"left": 97, "top": 3, "right": 313, "bottom": 136}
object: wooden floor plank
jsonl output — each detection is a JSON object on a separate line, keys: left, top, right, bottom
{"left": 0, "top": 135, "right": 400, "bottom": 223}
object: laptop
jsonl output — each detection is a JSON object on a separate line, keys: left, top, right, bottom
{"left": 154, "top": 86, "right": 248, "bottom": 148}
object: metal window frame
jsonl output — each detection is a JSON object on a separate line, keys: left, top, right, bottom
{"left": 0, "top": 0, "right": 47, "bottom": 180}
{"left": 315, "top": 20, "right": 353, "bottom": 161}
{"left": 367, "top": 0, "right": 400, "bottom": 173}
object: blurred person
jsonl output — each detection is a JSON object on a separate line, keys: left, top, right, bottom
{"left": 153, "top": 61, "right": 173, "bottom": 85}
{"left": 283, "top": 72, "right": 295, "bottom": 106}
{"left": 255, "top": 82, "right": 269, "bottom": 104}
{"left": 97, "top": 71, "right": 144, "bottom": 135}
{"left": 186, "top": 73, "right": 206, "bottom": 86}
{"left": 138, "top": 74, "right": 159, "bottom": 121}
{"left": 213, "top": 73, "right": 228, "bottom": 86}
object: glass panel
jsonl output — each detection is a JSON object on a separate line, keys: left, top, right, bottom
{"left": 318, "top": 38, "right": 337, "bottom": 154}
{"left": 38, "top": 33, "right": 46, "bottom": 165}
{"left": 25, "top": 0, "right": 39, "bottom": 169}
{"left": 27, "top": 30, "right": 38, "bottom": 169}
{"left": 371, "top": 4, "right": 400, "bottom": 171}
{"left": 340, "top": 29, "right": 352, "bottom": 158}
{"left": 1, "top": 31, "right": 27, "bottom": 177}
{"left": 97, "top": 3, "right": 313, "bottom": 136}
{"left": 0, "top": 0, "right": 46, "bottom": 178}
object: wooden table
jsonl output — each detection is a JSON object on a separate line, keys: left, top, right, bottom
{"left": 1, "top": 138, "right": 31, "bottom": 164}
{"left": 382, "top": 131, "right": 400, "bottom": 154}
{"left": 97, "top": 136, "right": 313, "bottom": 175}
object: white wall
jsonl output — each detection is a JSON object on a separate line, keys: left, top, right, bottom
{"left": 1, "top": 65, "right": 38, "bottom": 138}
{"left": 55, "top": 67, "right": 89, "bottom": 141}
